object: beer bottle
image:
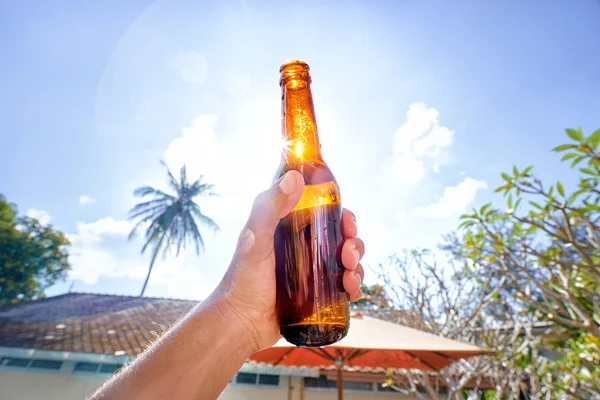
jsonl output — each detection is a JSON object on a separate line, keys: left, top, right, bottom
{"left": 274, "top": 60, "right": 350, "bottom": 347}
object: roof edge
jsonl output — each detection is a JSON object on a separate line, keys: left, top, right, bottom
{"left": 0, "top": 346, "right": 320, "bottom": 377}
{"left": 0, "top": 292, "right": 201, "bottom": 312}
{"left": 0, "top": 346, "right": 133, "bottom": 363}
{"left": 64, "top": 291, "right": 201, "bottom": 303}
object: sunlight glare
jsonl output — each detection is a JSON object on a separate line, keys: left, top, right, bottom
{"left": 294, "top": 140, "right": 304, "bottom": 158}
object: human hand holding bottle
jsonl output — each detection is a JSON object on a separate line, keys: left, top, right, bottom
{"left": 214, "top": 170, "right": 366, "bottom": 352}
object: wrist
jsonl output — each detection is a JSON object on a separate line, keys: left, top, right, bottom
{"left": 200, "top": 290, "right": 263, "bottom": 355}
{"left": 206, "top": 284, "right": 279, "bottom": 354}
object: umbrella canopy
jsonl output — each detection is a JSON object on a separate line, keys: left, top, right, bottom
{"left": 251, "top": 313, "right": 485, "bottom": 370}
{"left": 250, "top": 313, "right": 488, "bottom": 399}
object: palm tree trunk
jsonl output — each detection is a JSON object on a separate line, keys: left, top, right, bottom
{"left": 140, "top": 230, "right": 168, "bottom": 297}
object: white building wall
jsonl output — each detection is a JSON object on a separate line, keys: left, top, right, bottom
{"left": 0, "top": 370, "right": 415, "bottom": 400}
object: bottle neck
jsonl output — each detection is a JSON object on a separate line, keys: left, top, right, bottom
{"left": 280, "top": 65, "right": 323, "bottom": 162}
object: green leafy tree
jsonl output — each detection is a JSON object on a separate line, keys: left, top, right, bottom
{"left": 0, "top": 195, "right": 70, "bottom": 306}
{"left": 456, "top": 127, "right": 600, "bottom": 398}
{"left": 128, "top": 162, "right": 220, "bottom": 296}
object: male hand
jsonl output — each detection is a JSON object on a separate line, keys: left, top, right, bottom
{"left": 214, "top": 170, "right": 365, "bottom": 353}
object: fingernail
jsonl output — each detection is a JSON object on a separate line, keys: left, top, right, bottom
{"left": 354, "top": 272, "right": 362, "bottom": 286}
{"left": 279, "top": 172, "right": 297, "bottom": 195}
{"left": 353, "top": 249, "right": 360, "bottom": 263}
{"left": 237, "top": 228, "right": 255, "bottom": 254}
{"left": 351, "top": 212, "right": 357, "bottom": 222}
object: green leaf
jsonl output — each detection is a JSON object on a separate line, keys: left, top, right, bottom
{"left": 557, "top": 182, "right": 565, "bottom": 196}
{"left": 514, "top": 221, "right": 522, "bottom": 234}
{"left": 501, "top": 172, "right": 511, "bottom": 182}
{"left": 566, "top": 128, "right": 584, "bottom": 142}
{"left": 495, "top": 184, "right": 512, "bottom": 193}
{"left": 508, "top": 194, "right": 513, "bottom": 209}
{"left": 567, "top": 192, "right": 580, "bottom": 205}
{"left": 585, "top": 128, "right": 600, "bottom": 149}
{"left": 580, "top": 168, "right": 596, "bottom": 176}
{"left": 465, "top": 232, "right": 474, "bottom": 246}
{"left": 513, "top": 165, "right": 519, "bottom": 176}
{"left": 552, "top": 144, "right": 576, "bottom": 152}
{"left": 458, "top": 220, "right": 474, "bottom": 229}
{"left": 530, "top": 201, "right": 543, "bottom": 210}
{"left": 522, "top": 165, "right": 533, "bottom": 175}
{"left": 571, "top": 156, "right": 585, "bottom": 168}
{"left": 480, "top": 203, "right": 492, "bottom": 215}
{"left": 561, "top": 152, "right": 578, "bottom": 161}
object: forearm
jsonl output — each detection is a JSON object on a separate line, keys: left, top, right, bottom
{"left": 90, "top": 294, "right": 254, "bottom": 400}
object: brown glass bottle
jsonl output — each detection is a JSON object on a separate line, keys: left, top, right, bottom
{"left": 274, "top": 60, "right": 350, "bottom": 347}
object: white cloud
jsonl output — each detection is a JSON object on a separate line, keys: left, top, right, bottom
{"left": 67, "top": 218, "right": 144, "bottom": 285}
{"left": 164, "top": 114, "right": 220, "bottom": 184}
{"left": 352, "top": 104, "right": 486, "bottom": 269}
{"left": 163, "top": 111, "right": 282, "bottom": 226}
{"left": 395, "top": 177, "right": 487, "bottom": 223}
{"left": 412, "top": 178, "right": 487, "bottom": 219}
{"left": 159, "top": 265, "right": 218, "bottom": 300}
{"left": 378, "top": 103, "right": 454, "bottom": 192}
{"left": 26, "top": 209, "right": 52, "bottom": 225}
{"left": 75, "top": 217, "right": 134, "bottom": 237}
{"left": 78, "top": 195, "right": 96, "bottom": 205}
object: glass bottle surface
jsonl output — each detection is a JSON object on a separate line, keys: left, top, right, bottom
{"left": 274, "top": 60, "right": 350, "bottom": 347}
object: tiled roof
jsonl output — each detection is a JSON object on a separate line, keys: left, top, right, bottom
{"left": 0, "top": 293, "right": 197, "bottom": 356}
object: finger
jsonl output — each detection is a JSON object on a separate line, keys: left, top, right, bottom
{"left": 236, "top": 170, "right": 305, "bottom": 256}
{"left": 341, "top": 208, "right": 357, "bottom": 238}
{"left": 347, "top": 289, "right": 363, "bottom": 303}
{"left": 343, "top": 263, "right": 364, "bottom": 301}
{"left": 340, "top": 237, "right": 365, "bottom": 270}
{"left": 246, "top": 170, "right": 304, "bottom": 233}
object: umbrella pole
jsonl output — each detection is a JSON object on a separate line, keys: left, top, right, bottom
{"left": 335, "top": 351, "right": 343, "bottom": 400}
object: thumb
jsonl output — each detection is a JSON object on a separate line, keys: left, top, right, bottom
{"left": 236, "top": 170, "right": 305, "bottom": 258}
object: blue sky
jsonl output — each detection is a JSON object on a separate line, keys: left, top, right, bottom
{"left": 2, "top": 0, "right": 599, "bottom": 299}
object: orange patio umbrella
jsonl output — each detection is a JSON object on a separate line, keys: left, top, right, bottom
{"left": 249, "top": 313, "right": 487, "bottom": 400}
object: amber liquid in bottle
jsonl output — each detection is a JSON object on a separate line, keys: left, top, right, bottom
{"left": 274, "top": 60, "right": 350, "bottom": 347}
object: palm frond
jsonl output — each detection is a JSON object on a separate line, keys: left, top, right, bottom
{"left": 140, "top": 224, "right": 164, "bottom": 254}
{"left": 127, "top": 199, "right": 171, "bottom": 220}
{"left": 190, "top": 206, "right": 220, "bottom": 233}
{"left": 189, "top": 179, "right": 218, "bottom": 197}
{"left": 179, "top": 164, "right": 188, "bottom": 193}
{"left": 174, "top": 213, "right": 187, "bottom": 256}
{"left": 140, "top": 203, "right": 179, "bottom": 254}
{"left": 160, "top": 160, "right": 181, "bottom": 194}
{"left": 185, "top": 211, "right": 204, "bottom": 254}
{"left": 133, "top": 186, "right": 175, "bottom": 199}
{"left": 128, "top": 219, "right": 148, "bottom": 241}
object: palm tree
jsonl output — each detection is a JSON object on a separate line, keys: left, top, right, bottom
{"left": 128, "top": 162, "right": 219, "bottom": 296}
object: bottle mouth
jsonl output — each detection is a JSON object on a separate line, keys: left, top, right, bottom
{"left": 279, "top": 60, "right": 311, "bottom": 87}
{"left": 279, "top": 60, "right": 310, "bottom": 72}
